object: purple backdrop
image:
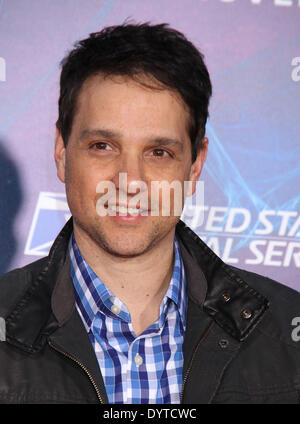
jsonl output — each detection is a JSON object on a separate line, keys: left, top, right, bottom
{"left": 0, "top": 0, "right": 299, "bottom": 291}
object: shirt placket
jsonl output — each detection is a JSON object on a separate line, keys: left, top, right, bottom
{"left": 126, "top": 324, "right": 163, "bottom": 404}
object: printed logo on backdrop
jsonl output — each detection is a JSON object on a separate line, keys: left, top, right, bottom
{"left": 181, "top": 207, "right": 300, "bottom": 268}
{"left": 24, "top": 192, "right": 71, "bottom": 256}
{"left": 25, "top": 192, "right": 300, "bottom": 270}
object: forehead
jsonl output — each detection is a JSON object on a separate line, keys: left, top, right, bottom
{"left": 72, "top": 73, "right": 191, "bottom": 142}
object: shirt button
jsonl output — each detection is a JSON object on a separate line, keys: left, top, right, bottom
{"left": 134, "top": 354, "right": 143, "bottom": 367}
{"left": 111, "top": 305, "right": 121, "bottom": 315}
{"left": 219, "top": 339, "right": 229, "bottom": 349}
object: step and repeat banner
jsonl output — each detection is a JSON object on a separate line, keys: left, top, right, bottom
{"left": 0, "top": 0, "right": 299, "bottom": 291}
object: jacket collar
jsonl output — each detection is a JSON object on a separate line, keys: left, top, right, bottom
{"left": 5, "top": 217, "right": 269, "bottom": 353}
{"left": 176, "top": 220, "right": 269, "bottom": 341}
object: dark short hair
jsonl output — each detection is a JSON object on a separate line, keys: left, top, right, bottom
{"left": 57, "top": 22, "right": 212, "bottom": 162}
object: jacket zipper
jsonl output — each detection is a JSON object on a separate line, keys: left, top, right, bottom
{"left": 48, "top": 341, "right": 104, "bottom": 404}
{"left": 180, "top": 321, "right": 214, "bottom": 403}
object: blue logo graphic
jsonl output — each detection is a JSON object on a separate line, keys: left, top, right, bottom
{"left": 24, "top": 192, "right": 71, "bottom": 256}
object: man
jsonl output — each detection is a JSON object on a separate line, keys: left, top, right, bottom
{"left": 0, "top": 22, "right": 299, "bottom": 405}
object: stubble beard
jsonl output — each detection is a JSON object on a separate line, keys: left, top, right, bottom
{"left": 73, "top": 215, "right": 175, "bottom": 259}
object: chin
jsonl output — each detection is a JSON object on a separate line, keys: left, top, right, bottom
{"left": 100, "top": 239, "right": 152, "bottom": 258}
{"left": 76, "top": 216, "right": 170, "bottom": 258}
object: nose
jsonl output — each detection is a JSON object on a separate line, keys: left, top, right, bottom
{"left": 113, "top": 151, "right": 147, "bottom": 197}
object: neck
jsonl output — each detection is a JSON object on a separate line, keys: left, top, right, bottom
{"left": 73, "top": 224, "right": 176, "bottom": 335}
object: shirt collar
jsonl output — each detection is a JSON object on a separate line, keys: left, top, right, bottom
{"left": 165, "top": 234, "right": 186, "bottom": 329}
{"left": 69, "top": 232, "right": 186, "bottom": 332}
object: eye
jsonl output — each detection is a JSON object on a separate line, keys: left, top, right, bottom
{"left": 151, "top": 149, "right": 173, "bottom": 158}
{"left": 91, "top": 142, "right": 112, "bottom": 151}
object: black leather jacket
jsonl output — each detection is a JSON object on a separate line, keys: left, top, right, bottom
{"left": 0, "top": 218, "right": 299, "bottom": 404}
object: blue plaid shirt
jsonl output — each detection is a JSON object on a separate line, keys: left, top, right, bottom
{"left": 69, "top": 233, "right": 187, "bottom": 404}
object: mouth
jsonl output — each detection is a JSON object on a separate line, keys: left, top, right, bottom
{"left": 106, "top": 204, "right": 149, "bottom": 216}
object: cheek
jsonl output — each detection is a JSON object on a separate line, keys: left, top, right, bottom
{"left": 65, "top": 162, "right": 99, "bottom": 207}
{"left": 66, "top": 153, "right": 95, "bottom": 185}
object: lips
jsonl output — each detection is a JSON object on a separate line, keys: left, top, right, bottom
{"left": 107, "top": 204, "right": 149, "bottom": 215}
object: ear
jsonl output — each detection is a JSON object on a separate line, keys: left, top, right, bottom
{"left": 186, "top": 137, "right": 208, "bottom": 197}
{"left": 54, "top": 127, "right": 66, "bottom": 183}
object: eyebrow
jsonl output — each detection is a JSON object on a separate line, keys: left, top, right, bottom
{"left": 79, "top": 128, "right": 120, "bottom": 141}
{"left": 149, "top": 137, "right": 184, "bottom": 152}
{"left": 79, "top": 128, "right": 184, "bottom": 152}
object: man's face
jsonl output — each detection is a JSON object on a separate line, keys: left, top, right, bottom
{"left": 55, "top": 74, "right": 207, "bottom": 257}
